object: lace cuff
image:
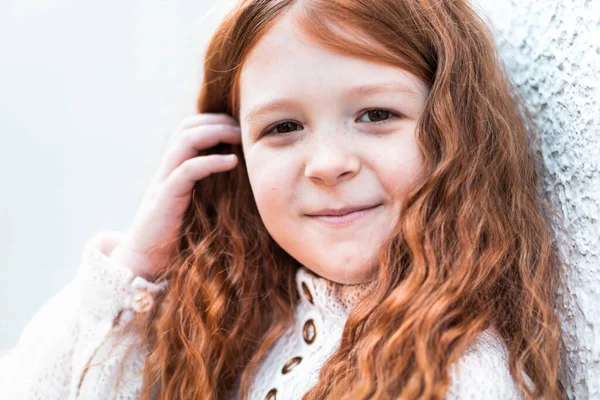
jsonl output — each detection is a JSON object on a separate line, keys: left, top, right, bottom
{"left": 76, "top": 231, "right": 168, "bottom": 322}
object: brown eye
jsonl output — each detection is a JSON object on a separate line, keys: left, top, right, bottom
{"left": 263, "top": 121, "right": 303, "bottom": 137}
{"left": 357, "top": 109, "right": 399, "bottom": 124}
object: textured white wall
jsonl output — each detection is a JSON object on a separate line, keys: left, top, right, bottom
{"left": 474, "top": 1, "right": 600, "bottom": 398}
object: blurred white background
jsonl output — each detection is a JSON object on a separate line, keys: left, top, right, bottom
{"left": 0, "top": 0, "right": 234, "bottom": 352}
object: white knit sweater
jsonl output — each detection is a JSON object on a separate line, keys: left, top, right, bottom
{"left": 0, "top": 231, "right": 527, "bottom": 399}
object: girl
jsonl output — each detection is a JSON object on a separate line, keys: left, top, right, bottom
{"left": 0, "top": 0, "right": 564, "bottom": 399}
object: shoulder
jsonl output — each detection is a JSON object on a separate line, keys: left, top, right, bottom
{"left": 446, "top": 328, "right": 529, "bottom": 400}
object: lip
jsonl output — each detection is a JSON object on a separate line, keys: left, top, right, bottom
{"left": 306, "top": 203, "right": 382, "bottom": 226}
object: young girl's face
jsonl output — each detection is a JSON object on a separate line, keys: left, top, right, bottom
{"left": 238, "top": 12, "right": 429, "bottom": 284}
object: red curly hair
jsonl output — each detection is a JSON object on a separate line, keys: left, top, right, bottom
{"left": 106, "top": 0, "right": 565, "bottom": 399}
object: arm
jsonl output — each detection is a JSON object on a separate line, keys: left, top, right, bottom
{"left": 0, "top": 231, "right": 168, "bottom": 400}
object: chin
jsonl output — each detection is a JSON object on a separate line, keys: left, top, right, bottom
{"left": 308, "top": 257, "right": 378, "bottom": 285}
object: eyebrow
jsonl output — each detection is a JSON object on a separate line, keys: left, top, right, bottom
{"left": 243, "top": 81, "right": 421, "bottom": 123}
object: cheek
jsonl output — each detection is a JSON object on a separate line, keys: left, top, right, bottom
{"left": 245, "top": 148, "right": 295, "bottom": 216}
{"left": 377, "top": 133, "right": 424, "bottom": 199}
{"left": 245, "top": 149, "right": 301, "bottom": 253}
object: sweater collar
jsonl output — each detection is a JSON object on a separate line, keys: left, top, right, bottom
{"left": 295, "top": 266, "right": 376, "bottom": 319}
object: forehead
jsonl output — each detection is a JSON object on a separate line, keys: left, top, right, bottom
{"left": 238, "top": 12, "right": 427, "bottom": 118}
{"left": 239, "top": 13, "right": 328, "bottom": 89}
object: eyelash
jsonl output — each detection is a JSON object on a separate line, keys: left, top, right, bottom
{"left": 260, "top": 108, "right": 401, "bottom": 137}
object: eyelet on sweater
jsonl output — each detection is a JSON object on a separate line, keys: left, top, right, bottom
{"left": 265, "top": 388, "right": 277, "bottom": 400}
{"left": 301, "top": 281, "right": 314, "bottom": 304}
{"left": 303, "top": 319, "right": 316, "bottom": 344}
{"left": 281, "top": 356, "right": 303, "bottom": 374}
{"left": 131, "top": 288, "right": 154, "bottom": 313}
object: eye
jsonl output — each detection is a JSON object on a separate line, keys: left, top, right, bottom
{"left": 260, "top": 108, "right": 400, "bottom": 138}
{"left": 261, "top": 121, "right": 303, "bottom": 137}
{"left": 356, "top": 109, "right": 400, "bottom": 124}
{"left": 260, "top": 121, "right": 302, "bottom": 136}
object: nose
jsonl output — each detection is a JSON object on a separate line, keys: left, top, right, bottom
{"left": 304, "top": 135, "right": 360, "bottom": 186}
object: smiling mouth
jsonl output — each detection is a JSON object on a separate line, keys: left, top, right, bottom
{"left": 306, "top": 203, "right": 382, "bottom": 226}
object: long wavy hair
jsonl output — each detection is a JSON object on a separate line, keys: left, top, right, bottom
{"left": 106, "top": 0, "right": 565, "bottom": 399}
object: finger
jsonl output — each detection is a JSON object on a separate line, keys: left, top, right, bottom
{"left": 164, "top": 114, "right": 240, "bottom": 162}
{"left": 153, "top": 124, "right": 242, "bottom": 184}
{"left": 179, "top": 113, "right": 239, "bottom": 130}
{"left": 161, "top": 154, "right": 238, "bottom": 199}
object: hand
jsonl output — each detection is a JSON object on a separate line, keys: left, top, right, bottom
{"left": 109, "top": 113, "right": 242, "bottom": 281}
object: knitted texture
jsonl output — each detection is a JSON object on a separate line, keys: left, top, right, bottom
{"left": 0, "top": 231, "right": 525, "bottom": 399}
